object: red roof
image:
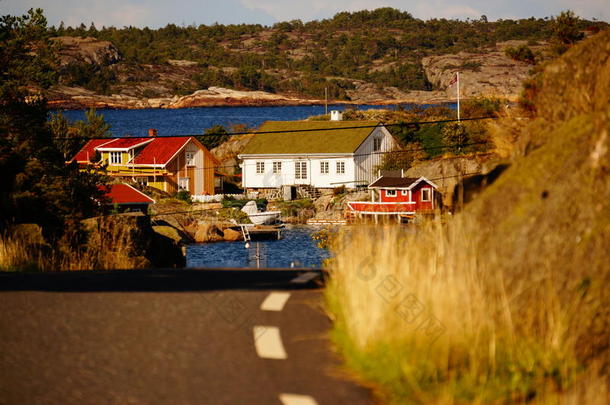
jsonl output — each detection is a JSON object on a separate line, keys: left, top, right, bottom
{"left": 95, "top": 138, "right": 152, "bottom": 150}
{"left": 99, "top": 184, "right": 155, "bottom": 205}
{"left": 132, "top": 137, "right": 191, "bottom": 165}
{"left": 71, "top": 136, "right": 198, "bottom": 166}
{"left": 72, "top": 139, "right": 114, "bottom": 163}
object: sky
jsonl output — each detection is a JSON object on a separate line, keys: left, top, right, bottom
{"left": 1, "top": 0, "right": 608, "bottom": 28}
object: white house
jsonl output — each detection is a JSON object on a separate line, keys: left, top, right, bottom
{"left": 238, "top": 120, "right": 396, "bottom": 190}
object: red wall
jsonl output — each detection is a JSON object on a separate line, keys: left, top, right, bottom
{"left": 379, "top": 183, "right": 435, "bottom": 211}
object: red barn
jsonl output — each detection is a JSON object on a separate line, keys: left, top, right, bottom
{"left": 347, "top": 176, "right": 439, "bottom": 222}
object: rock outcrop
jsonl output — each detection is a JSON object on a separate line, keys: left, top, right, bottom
{"left": 421, "top": 41, "right": 547, "bottom": 102}
{"left": 52, "top": 36, "right": 121, "bottom": 66}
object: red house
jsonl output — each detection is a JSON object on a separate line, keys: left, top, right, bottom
{"left": 347, "top": 176, "right": 439, "bottom": 222}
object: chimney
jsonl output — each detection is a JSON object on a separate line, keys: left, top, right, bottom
{"left": 330, "top": 110, "right": 343, "bottom": 121}
{"left": 148, "top": 128, "right": 158, "bottom": 137}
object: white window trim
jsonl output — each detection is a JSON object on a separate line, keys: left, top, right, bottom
{"left": 386, "top": 189, "right": 397, "bottom": 197}
{"left": 295, "top": 161, "right": 307, "bottom": 180}
{"left": 401, "top": 190, "right": 408, "bottom": 196}
{"left": 109, "top": 151, "right": 121, "bottom": 165}
{"left": 421, "top": 188, "right": 431, "bottom": 202}
{"left": 320, "top": 161, "right": 329, "bottom": 175}
{"left": 272, "top": 161, "right": 282, "bottom": 174}
{"left": 178, "top": 177, "right": 190, "bottom": 191}
{"left": 256, "top": 161, "right": 265, "bottom": 175}
{"left": 336, "top": 161, "right": 345, "bottom": 175}
{"left": 185, "top": 151, "right": 195, "bottom": 167}
{"left": 373, "top": 137, "right": 382, "bottom": 152}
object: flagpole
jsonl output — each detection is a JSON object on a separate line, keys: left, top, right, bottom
{"left": 457, "top": 71, "right": 460, "bottom": 123}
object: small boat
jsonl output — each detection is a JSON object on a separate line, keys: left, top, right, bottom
{"left": 241, "top": 201, "right": 281, "bottom": 225}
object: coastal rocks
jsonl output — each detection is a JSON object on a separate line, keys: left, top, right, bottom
{"left": 404, "top": 153, "right": 500, "bottom": 209}
{"left": 194, "top": 223, "right": 224, "bottom": 243}
{"left": 194, "top": 222, "right": 244, "bottom": 243}
{"left": 222, "top": 228, "right": 243, "bottom": 242}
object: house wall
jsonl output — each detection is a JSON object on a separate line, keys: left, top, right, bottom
{"left": 379, "top": 183, "right": 436, "bottom": 211}
{"left": 242, "top": 156, "right": 357, "bottom": 189}
{"left": 354, "top": 126, "right": 397, "bottom": 185}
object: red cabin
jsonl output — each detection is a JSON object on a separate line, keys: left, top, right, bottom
{"left": 347, "top": 176, "right": 439, "bottom": 222}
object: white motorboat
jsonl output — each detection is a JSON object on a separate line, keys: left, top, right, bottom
{"left": 241, "top": 201, "right": 281, "bottom": 225}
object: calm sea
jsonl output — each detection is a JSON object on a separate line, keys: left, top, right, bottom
{"left": 55, "top": 104, "right": 453, "bottom": 137}
{"left": 186, "top": 226, "right": 330, "bottom": 268}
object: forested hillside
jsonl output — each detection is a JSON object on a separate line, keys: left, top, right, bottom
{"left": 48, "top": 8, "right": 606, "bottom": 101}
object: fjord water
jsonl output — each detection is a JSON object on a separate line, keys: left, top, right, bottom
{"left": 57, "top": 104, "right": 394, "bottom": 136}
{"left": 186, "top": 226, "right": 330, "bottom": 268}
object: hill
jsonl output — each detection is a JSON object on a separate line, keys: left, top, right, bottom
{"left": 44, "top": 8, "right": 606, "bottom": 108}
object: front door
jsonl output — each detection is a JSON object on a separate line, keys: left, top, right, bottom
{"left": 294, "top": 161, "right": 308, "bottom": 185}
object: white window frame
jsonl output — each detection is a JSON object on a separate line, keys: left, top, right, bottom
{"left": 336, "top": 161, "right": 345, "bottom": 174}
{"left": 320, "top": 161, "right": 329, "bottom": 174}
{"left": 401, "top": 190, "right": 408, "bottom": 196}
{"left": 295, "top": 161, "right": 307, "bottom": 179}
{"left": 178, "top": 177, "right": 189, "bottom": 191}
{"left": 386, "top": 189, "right": 397, "bottom": 197}
{"left": 421, "top": 188, "right": 431, "bottom": 202}
{"left": 373, "top": 138, "right": 382, "bottom": 152}
{"left": 256, "top": 161, "right": 265, "bottom": 174}
{"left": 109, "top": 151, "right": 121, "bottom": 165}
{"left": 272, "top": 161, "right": 282, "bottom": 174}
{"left": 185, "top": 151, "right": 195, "bottom": 167}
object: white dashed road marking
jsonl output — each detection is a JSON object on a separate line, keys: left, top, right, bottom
{"left": 253, "top": 326, "right": 287, "bottom": 359}
{"left": 261, "top": 292, "right": 291, "bottom": 311}
{"left": 290, "top": 272, "right": 319, "bottom": 284}
{"left": 279, "top": 393, "right": 319, "bottom": 405}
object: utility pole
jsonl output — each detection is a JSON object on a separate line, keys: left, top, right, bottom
{"left": 325, "top": 87, "right": 328, "bottom": 115}
{"left": 457, "top": 71, "right": 461, "bottom": 123}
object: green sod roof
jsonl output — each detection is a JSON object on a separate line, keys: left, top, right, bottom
{"left": 241, "top": 121, "right": 380, "bottom": 155}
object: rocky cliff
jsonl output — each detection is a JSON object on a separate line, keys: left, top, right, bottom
{"left": 45, "top": 37, "right": 546, "bottom": 109}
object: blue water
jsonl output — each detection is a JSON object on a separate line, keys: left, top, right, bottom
{"left": 54, "top": 104, "right": 454, "bottom": 137}
{"left": 186, "top": 226, "right": 330, "bottom": 268}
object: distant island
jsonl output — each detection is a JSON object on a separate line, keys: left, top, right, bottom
{"left": 34, "top": 8, "right": 607, "bottom": 108}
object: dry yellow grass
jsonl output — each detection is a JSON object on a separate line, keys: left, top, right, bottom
{"left": 326, "top": 219, "right": 608, "bottom": 404}
{"left": 0, "top": 218, "right": 146, "bottom": 271}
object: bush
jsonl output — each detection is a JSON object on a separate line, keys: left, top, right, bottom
{"left": 174, "top": 190, "right": 191, "bottom": 203}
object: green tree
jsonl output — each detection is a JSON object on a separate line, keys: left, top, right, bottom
{"left": 553, "top": 10, "right": 584, "bottom": 45}
{"left": 0, "top": 9, "right": 106, "bottom": 238}
{"left": 196, "top": 124, "right": 229, "bottom": 150}
{"left": 51, "top": 109, "right": 111, "bottom": 159}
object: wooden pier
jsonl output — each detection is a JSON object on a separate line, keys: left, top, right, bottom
{"left": 238, "top": 224, "right": 284, "bottom": 241}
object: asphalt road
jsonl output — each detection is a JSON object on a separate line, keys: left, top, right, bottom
{"left": 0, "top": 270, "right": 372, "bottom": 405}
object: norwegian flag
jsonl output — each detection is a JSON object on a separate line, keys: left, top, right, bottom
{"left": 449, "top": 73, "right": 458, "bottom": 86}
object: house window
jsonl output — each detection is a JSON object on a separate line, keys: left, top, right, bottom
{"left": 401, "top": 190, "right": 408, "bottom": 196}
{"left": 336, "top": 161, "right": 345, "bottom": 174}
{"left": 109, "top": 151, "right": 121, "bottom": 164}
{"left": 373, "top": 138, "right": 382, "bottom": 152}
{"left": 421, "top": 188, "right": 431, "bottom": 202}
{"left": 273, "top": 161, "right": 282, "bottom": 174}
{"left": 178, "top": 177, "right": 189, "bottom": 191}
{"left": 136, "top": 177, "right": 149, "bottom": 187}
{"left": 256, "top": 161, "right": 265, "bottom": 174}
{"left": 295, "top": 161, "right": 307, "bottom": 179}
{"left": 320, "top": 161, "right": 329, "bottom": 174}
{"left": 185, "top": 151, "right": 195, "bottom": 166}
{"left": 386, "top": 190, "right": 397, "bottom": 197}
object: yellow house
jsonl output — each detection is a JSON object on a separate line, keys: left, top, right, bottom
{"left": 72, "top": 134, "right": 219, "bottom": 195}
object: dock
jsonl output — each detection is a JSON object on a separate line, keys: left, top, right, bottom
{"left": 238, "top": 224, "right": 284, "bottom": 241}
